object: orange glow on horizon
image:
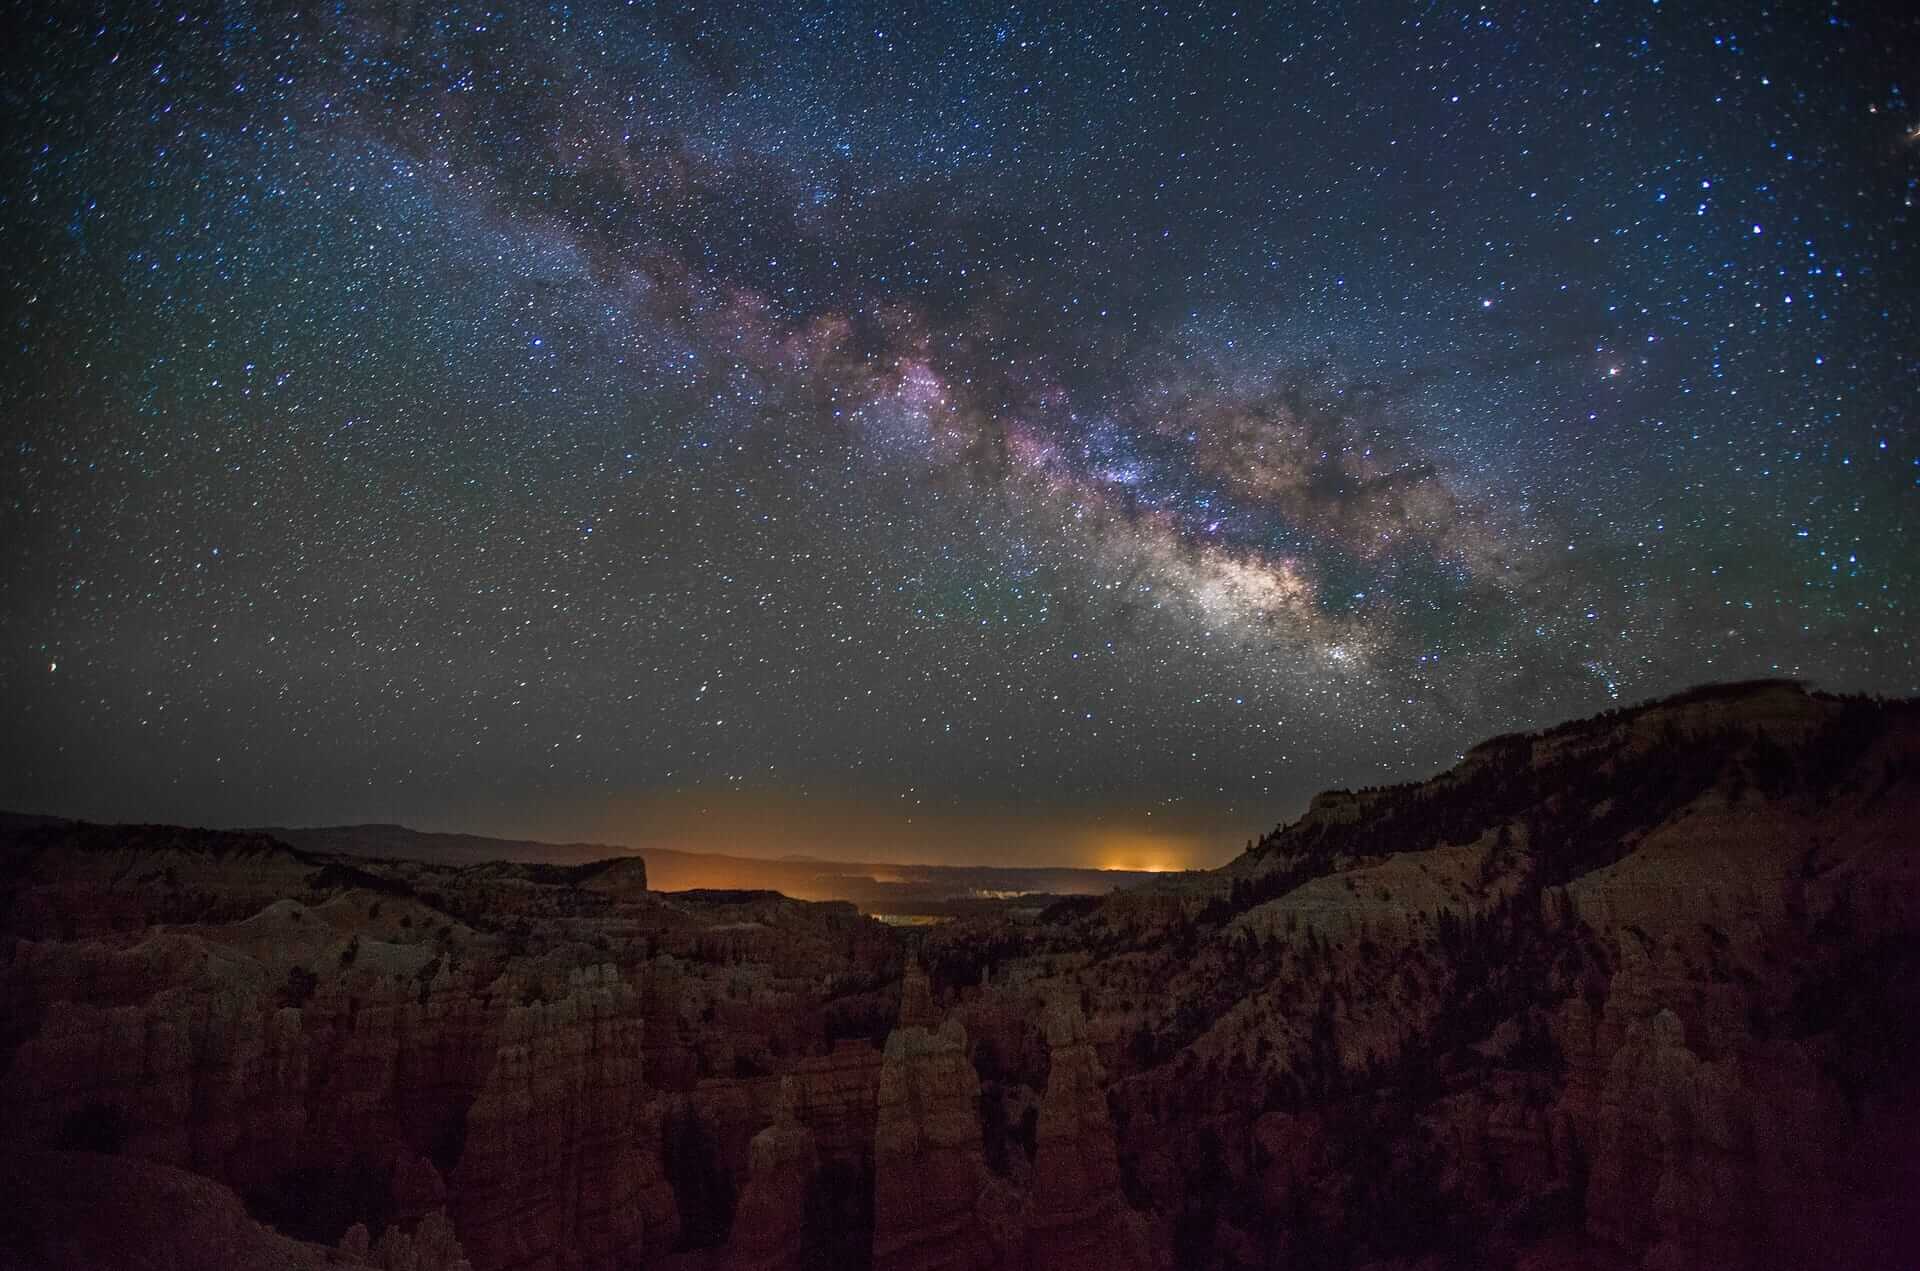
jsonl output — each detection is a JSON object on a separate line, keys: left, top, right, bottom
{"left": 485, "top": 787, "right": 1237, "bottom": 873}
{"left": 1080, "top": 829, "right": 1207, "bottom": 875}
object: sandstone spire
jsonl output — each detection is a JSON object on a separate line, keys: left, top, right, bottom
{"left": 1021, "top": 994, "right": 1149, "bottom": 1271}
{"left": 897, "top": 953, "right": 940, "bottom": 1031}
{"left": 720, "top": 1078, "right": 819, "bottom": 1271}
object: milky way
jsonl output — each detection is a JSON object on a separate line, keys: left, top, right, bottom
{"left": 3, "top": 2, "right": 1916, "bottom": 864}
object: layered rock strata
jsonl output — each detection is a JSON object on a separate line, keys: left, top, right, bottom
{"left": 872, "top": 1017, "right": 1003, "bottom": 1271}
{"left": 1020, "top": 996, "right": 1150, "bottom": 1271}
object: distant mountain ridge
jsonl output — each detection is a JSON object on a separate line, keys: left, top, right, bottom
{"left": 0, "top": 813, "right": 1160, "bottom": 912}
{"left": 68, "top": 819, "right": 1156, "bottom": 911}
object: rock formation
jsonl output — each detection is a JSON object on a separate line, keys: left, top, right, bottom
{"left": 0, "top": 820, "right": 900, "bottom": 1271}
{"left": 783, "top": 1038, "right": 884, "bottom": 1166}
{"left": 1019, "top": 996, "right": 1150, "bottom": 1271}
{"left": 872, "top": 1015, "right": 1003, "bottom": 1271}
{"left": 0, "top": 1149, "right": 344, "bottom": 1270}
{"left": 342, "top": 1210, "right": 473, "bottom": 1271}
{"left": 448, "top": 966, "right": 651, "bottom": 1271}
{"left": 3, "top": 681, "right": 1917, "bottom": 1270}
{"left": 896, "top": 953, "right": 940, "bottom": 1030}
{"left": 719, "top": 1078, "right": 819, "bottom": 1271}
{"left": 924, "top": 681, "right": 1920, "bottom": 1269}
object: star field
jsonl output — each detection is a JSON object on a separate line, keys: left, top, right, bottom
{"left": 2, "top": 1, "right": 1916, "bottom": 865}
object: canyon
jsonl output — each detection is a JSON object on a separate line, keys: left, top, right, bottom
{"left": 2, "top": 680, "right": 1915, "bottom": 1269}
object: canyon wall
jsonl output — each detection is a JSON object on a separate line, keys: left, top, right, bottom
{"left": 4, "top": 683, "right": 1917, "bottom": 1270}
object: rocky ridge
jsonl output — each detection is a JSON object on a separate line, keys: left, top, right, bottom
{"left": 2, "top": 680, "right": 1915, "bottom": 1270}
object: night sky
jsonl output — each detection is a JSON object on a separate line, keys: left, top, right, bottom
{"left": 3, "top": 2, "right": 1916, "bottom": 868}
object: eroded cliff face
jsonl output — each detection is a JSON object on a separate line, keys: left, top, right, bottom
{"left": 783, "top": 1038, "right": 884, "bottom": 1166}
{"left": 719, "top": 1079, "right": 818, "bottom": 1271}
{"left": 447, "top": 967, "right": 651, "bottom": 1271}
{"left": 1019, "top": 997, "right": 1150, "bottom": 1271}
{"left": 871, "top": 1016, "right": 1006, "bottom": 1271}
{"left": 0, "top": 930, "right": 653, "bottom": 1271}
{"left": 0, "top": 829, "right": 898, "bottom": 1271}
{"left": 913, "top": 682, "right": 1920, "bottom": 1270}
{"left": 4, "top": 682, "right": 1917, "bottom": 1271}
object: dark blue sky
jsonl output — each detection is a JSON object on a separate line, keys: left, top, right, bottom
{"left": 3, "top": 1, "right": 1915, "bottom": 865}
